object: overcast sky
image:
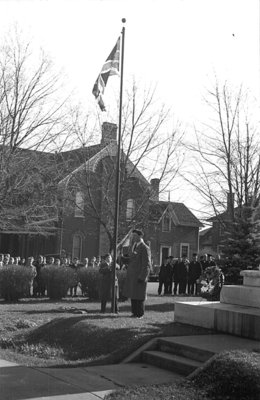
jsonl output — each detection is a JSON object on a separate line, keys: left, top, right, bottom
{"left": 0, "top": 0, "right": 259, "bottom": 215}
{"left": 0, "top": 0, "right": 258, "bottom": 122}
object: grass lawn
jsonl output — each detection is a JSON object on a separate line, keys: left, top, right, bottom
{"left": 105, "top": 382, "right": 209, "bottom": 400}
{"left": 0, "top": 292, "right": 212, "bottom": 367}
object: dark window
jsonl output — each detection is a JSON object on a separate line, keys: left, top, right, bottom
{"left": 162, "top": 213, "right": 171, "bottom": 232}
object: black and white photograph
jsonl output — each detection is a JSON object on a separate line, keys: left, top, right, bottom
{"left": 0, "top": 1, "right": 259, "bottom": 399}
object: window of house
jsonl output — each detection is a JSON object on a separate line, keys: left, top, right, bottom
{"left": 72, "top": 233, "right": 82, "bottom": 260}
{"left": 180, "top": 243, "right": 189, "bottom": 258}
{"left": 126, "top": 198, "right": 135, "bottom": 220}
{"left": 160, "top": 246, "right": 171, "bottom": 264}
{"left": 162, "top": 213, "right": 171, "bottom": 232}
{"left": 75, "top": 191, "right": 84, "bottom": 217}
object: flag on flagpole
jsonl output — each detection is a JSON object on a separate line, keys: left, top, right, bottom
{"left": 92, "top": 37, "right": 120, "bottom": 111}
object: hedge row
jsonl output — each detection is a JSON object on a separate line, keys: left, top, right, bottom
{"left": 0, "top": 265, "right": 127, "bottom": 301}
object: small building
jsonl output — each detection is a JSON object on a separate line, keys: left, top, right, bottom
{"left": 147, "top": 195, "right": 203, "bottom": 266}
{"left": 199, "top": 227, "right": 214, "bottom": 256}
{"left": 199, "top": 193, "right": 236, "bottom": 258}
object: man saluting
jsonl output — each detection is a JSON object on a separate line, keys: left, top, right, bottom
{"left": 123, "top": 229, "right": 151, "bottom": 319}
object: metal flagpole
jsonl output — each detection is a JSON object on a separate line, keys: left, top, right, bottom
{"left": 111, "top": 19, "right": 126, "bottom": 313}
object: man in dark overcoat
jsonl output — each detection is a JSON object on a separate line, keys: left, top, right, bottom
{"left": 158, "top": 256, "right": 169, "bottom": 295}
{"left": 187, "top": 253, "right": 202, "bottom": 295}
{"left": 99, "top": 253, "right": 119, "bottom": 313}
{"left": 173, "top": 256, "right": 188, "bottom": 295}
{"left": 123, "top": 229, "right": 151, "bottom": 318}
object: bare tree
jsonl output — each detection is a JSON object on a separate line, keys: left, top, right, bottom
{"left": 181, "top": 80, "right": 260, "bottom": 266}
{"left": 121, "top": 80, "right": 184, "bottom": 193}
{"left": 61, "top": 81, "right": 185, "bottom": 250}
{"left": 182, "top": 80, "right": 260, "bottom": 221}
{"left": 0, "top": 32, "right": 70, "bottom": 232}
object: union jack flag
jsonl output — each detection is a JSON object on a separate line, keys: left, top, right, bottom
{"left": 92, "top": 37, "right": 120, "bottom": 111}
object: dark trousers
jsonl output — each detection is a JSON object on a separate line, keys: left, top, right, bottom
{"left": 165, "top": 279, "right": 173, "bottom": 294}
{"left": 188, "top": 280, "right": 196, "bottom": 295}
{"left": 131, "top": 299, "right": 145, "bottom": 317}
{"left": 179, "top": 280, "right": 187, "bottom": 294}
{"left": 173, "top": 280, "right": 179, "bottom": 295}
{"left": 101, "top": 299, "right": 118, "bottom": 313}
{"left": 158, "top": 279, "right": 165, "bottom": 295}
{"left": 174, "top": 280, "right": 187, "bottom": 295}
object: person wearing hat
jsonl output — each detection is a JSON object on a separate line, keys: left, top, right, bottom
{"left": 200, "top": 254, "right": 209, "bottom": 271}
{"left": 187, "top": 253, "right": 202, "bottom": 296}
{"left": 123, "top": 229, "right": 151, "bottom": 318}
{"left": 158, "top": 256, "right": 169, "bottom": 296}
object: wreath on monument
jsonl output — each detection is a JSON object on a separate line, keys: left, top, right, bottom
{"left": 200, "top": 266, "right": 225, "bottom": 301}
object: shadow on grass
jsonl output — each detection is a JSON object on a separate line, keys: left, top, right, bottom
{"left": 13, "top": 315, "right": 155, "bottom": 367}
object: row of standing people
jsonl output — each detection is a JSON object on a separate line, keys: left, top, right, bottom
{"left": 0, "top": 253, "right": 102, "bottom": 269}
{"left": 0, "top": 252, "right": 104, "bottom": 298}
{"left": 158, "top": 253, "right": 217, "bottom": 296}
{"left": 1, "top": 244, "right": 151, "bottom": 318}
{"left": 31, "top": 254, "right": 104, "bottom": 297}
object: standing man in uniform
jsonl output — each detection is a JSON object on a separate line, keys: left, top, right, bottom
{"left": 123, "top": 229, "right": 151, "bottom": 319}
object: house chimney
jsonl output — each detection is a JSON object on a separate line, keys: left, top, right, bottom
{"left": 150, "top": 178, "right": 160, "bottom": 202}
{"left": 227, "top": 192, "right": 234, "bottom": 214}
{"left": 101, "top": 122, "right": 117, "bottom": 145}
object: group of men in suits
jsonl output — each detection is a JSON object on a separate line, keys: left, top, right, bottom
{"left": 158, "top": 253, "right": 216, "bottom": 296}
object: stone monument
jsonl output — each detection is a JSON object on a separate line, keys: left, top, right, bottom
{"left": 174, "top": 270, "right": 260, "bottom": 340}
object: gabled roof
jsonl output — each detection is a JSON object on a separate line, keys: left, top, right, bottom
{"left": 58, "top": 141, "right": 150, "bottom": 187}
{"left": 199, "top": 227, "right": 212, "bottom": 237}
{"left": 149, "top": 201, "right": 203, "bottom": 227}
{"left": 58, "top": 144, "right": 102, "bottom": 164}
{"left": 207, "top": 207, "right": 238, "bottom": 222}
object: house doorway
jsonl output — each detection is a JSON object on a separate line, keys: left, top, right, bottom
{"left": 160, "top": 246, "right": 171, "bottom": 264}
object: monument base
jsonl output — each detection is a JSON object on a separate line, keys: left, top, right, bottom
{"left": 174, "top": 301, "right": 260, "bottom": 340}
{"left": 220, "top": 285, "right": 260, "bottom": 308}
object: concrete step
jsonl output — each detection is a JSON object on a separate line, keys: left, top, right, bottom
{"left": 174, "top": 301, "right": 260, "bottom": 340}
{"left": 142, "top": 350, "right": 203, "bottom": 375}
{"left": 157, "top": 337, "right": 214, "bottom": 362}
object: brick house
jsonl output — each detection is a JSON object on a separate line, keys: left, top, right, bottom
{"left": 0, "top": 122, "right": 202, "bottom": 261}
{"left": 147, "top": 189, "right": 202, "bottom": 266}
{"left": 58, "top": 122, "right": 151, "bottom": 260}
{"left": 58, "top": 123, "right": 202, "bottom": 262}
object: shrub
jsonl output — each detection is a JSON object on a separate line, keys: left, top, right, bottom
{"left": 191, "top": 350, "right": 260, "bottom": 400}
{"left": 41, "top": 265, "right": 76, "bottom": 300}
{"left": 77, "top": 268, "right": 100, "bottom": 299}
{"left": 78, "top": 268, "right": 127, "bottom": 300}
{"left": 218, "top": 260, "right": 243, "bottom": 284}
{"left": 0, "top": 265, "right": 35, "bottom": 301}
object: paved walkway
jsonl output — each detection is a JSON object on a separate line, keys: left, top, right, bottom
{"left": 1, "top": 333, "right": 259, "bottom": 400}
{"left": 0, "top": 359, "right": 181, "bottom": 400}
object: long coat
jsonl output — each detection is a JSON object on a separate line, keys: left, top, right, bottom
{"left": 173, "top": 261, "right": 188, "bottom": 282}
{"left": 123, "top": 241, "right": 151, "bottom": 301}
{"left": 99, "top": 261, "right": 119, "bottom": 301}
{"left": 188, "top": 261, "right": 202, "bottom": 282}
